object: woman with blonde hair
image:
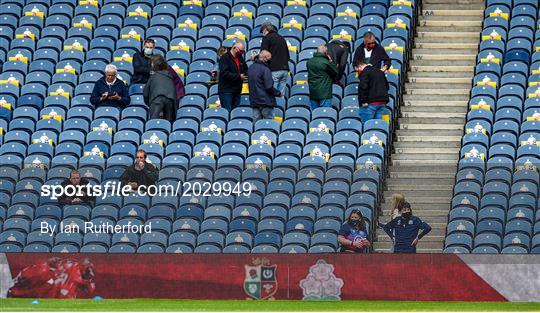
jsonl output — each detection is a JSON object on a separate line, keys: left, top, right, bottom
{"left": 390, "top": 193, "right": 406, "bottom": 219}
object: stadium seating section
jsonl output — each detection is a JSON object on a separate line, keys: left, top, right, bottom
{"left": 0, "top": 0, "right": 416, "bottom": 253}
{"left": 444, "top": 0, "right": 540, "bottom": 254}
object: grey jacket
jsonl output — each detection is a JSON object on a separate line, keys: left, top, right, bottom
{"left": 143, "top": 70, "right": 177, "bottom": 105}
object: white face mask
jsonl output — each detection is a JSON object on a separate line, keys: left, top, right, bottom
{"left": 144, "top": 48, "right": 154, "bottom": 55}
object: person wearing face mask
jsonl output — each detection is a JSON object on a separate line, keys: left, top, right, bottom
{"left": 378, "top": 202, "right": 432, "bottom": 253}
{"left": 248, "top": 50, "right": 283, "bottom": 121}
{"left": 132, "top": 39, "right": 156, "bottom": 84}
{"left": 352, "top": 32, "right": 391, "bottom": 72}
{"left": 90, "top": 64, "right": 130, "bottom": 108}
{"left": 218, "top": 41, "right": 248, "bottom": 111}
{"left": 338, "top": 210, "right": 371, "bottom": 253}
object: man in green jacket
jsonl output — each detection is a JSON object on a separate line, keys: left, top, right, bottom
{"left": 307, "top": 45, "right": 339, "bottom": 109}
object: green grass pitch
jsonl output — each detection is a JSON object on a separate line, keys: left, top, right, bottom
{"left": 1, "top": 299, "right": 539, "bottom": 312}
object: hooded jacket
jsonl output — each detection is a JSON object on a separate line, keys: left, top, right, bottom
{"left": 143, "top": 70, "right": 177, "bottom": 105}
{"left": 248, "top": 59, "right": 281, "bottom": 106}
{"left": 307, "top": 52, "right": 339, "bottom": 100}
{"left": 260, "top": 30, "right": 290, "bottom": 71}
{"left": 90, "top": 77, "right": 130, "bottom": 108}
{"left": 358, "top": 65, "right": 389, "bottom": 104}
{"left": 218, "top": 51, "right": 248, "bottom": 94}
{"left": 352, "top": 43, "right": 391, "bottom": 69}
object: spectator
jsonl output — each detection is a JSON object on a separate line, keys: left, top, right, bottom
{"left": 132, "top": 38, "right": 155, "bottom": 84}
{"left": 58, "top": 170, "right": 95, "bottom": 206}
{"left": 143, "top": 55, "right": 177, "bottom": 122}
{"left": 357, "top": 63, "right": 391, "bottom": 123}
{"left": 218, "top": 41, "right": 248, "bottom": 111}
{"left": 90, "top": 64, "right": 130, "bottom": 108}
{"left": 338, "top": 209, "right": 371, "bottom": 253}
{"left": 248, "top": 50, "right": 282, "bottom": 122}
{"left": 209, "top": 47, "right": 229, "bottom": 85}
{"left": 120, "top": 149, "right": 158, "bottom": 191}
{"left": 378, "top": 202, "right": 432, "bottom": 253}
{"left": 352, "top": 32, "right": 391, "bottom": 71}
{"left": 167, "top": 64, "right": 185, "bottom": 108}
{"left": 390, "top": 193, "right": 406, "bottom": 219}
{"left": 260, "top": 23, "right": 290, "bottom": 94}
{"left": 325, "top": 39, "right": 351, "bottom": 85}
{"left": 307, "top": 45, "right": 339, "bottom": 109}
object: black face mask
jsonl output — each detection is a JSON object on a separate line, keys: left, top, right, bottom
{"left": 402, "top": 212, "right": 412, "bottom": 219}
{"left": 349, "top": 220, "right": 359, "bottom": 226}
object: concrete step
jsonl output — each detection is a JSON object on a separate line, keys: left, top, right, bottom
{"left": 405, "top": 83, "right": 471, "bottom": 90}
{"left": 393, "top": 146, "right": 460, "bottom": 154}
{"left": 410, "top": 65, "right": 475, "bottom": 72}
{"left": 400, "top": 111, "right": 467, "bottom": 118}
{"left": 400, "top": 106, "right": 468, "bottom": 113}
{"left": 406, "top": 88, "right": 470, "bottom": 96}
{"left": 399, "top": 123, "right": 464, "bottom": 130}
{"left": 392, "top": 159, "right": 459, "bottom": 166}
{"left": 423, "top": 4, "right": 485, "bottom": 10}
{"left": 407, "top": 76, "right": 472, "bottom": 84}
{"left": 377, "top": 233, "right": 447, "bottom": 241}
{"left": 382, "top": 200, "right": 452, "bottom": 210}
{"left": 388, "top": 171, "right": 456, "bottom": 179}
{"left": 391, "top": 154, "right": 458, "bottom": 161}
{"left": 397, "top": 129, "right": 464, "bottom": 136}
{"left": 421, "top": 10, "right": 483, "bottom": 17}
{"left": 388, "top": 165, "right": 457, "bottom": 173}
{"left": 417, "top": 31, "right": 479, "bottom": 39}
{"left": 412, "top": 53, "right": 477, "bottom": 61}
{"left": 414, "top": 42, "right": 478, "bottom": 50}
{"left": 393, "top": 141, "right": 462, "bottom": 149}
{"left": 387, "top": 177, "right": 456, "bottom": 185}
{"left": 402, "top": 100, "right": 468, "bottom": 107}
{"left": 417, "top": 26, "right": 482, "bottom": 33}
{"left": 408, "top": 72, "right": 474, "bottom": 78}
{"left": 415, "top": 36, "right": 479, "bottom": 44}
{"left": 403, "top": 94, "right": 470, "bottom": 101}
{"left": 412, "top": 48, "right": 478, "bottom": 55}
{"left": 410, "top": 60, "right": 476, "bottom": 67}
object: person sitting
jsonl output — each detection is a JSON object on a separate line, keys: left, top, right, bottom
{"left": 143, "top": 55, "right": 177, "bottom": 122}
{"left": 337, "top": 209, "right": 371, "bottom": 253}
{"left": 58, "top": 170, "right": 95, "bottom": 206}
{"left": 120, "top": 149, "right": 159, "bottom": 191}
{"left": 89, "top": 64, "right": 130, "bottom": 108}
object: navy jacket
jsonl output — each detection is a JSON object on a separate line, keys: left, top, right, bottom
{"left": 248, "top": 59, "right": 281, "bottom": 106}
{"left": 132, "top": 51, "right": 152, "bottom": 84}
{"left": 380, "top": 215, "right": 432, "bottom": 253}
{"left": 358, "top": 65, "right": 389, "bottom": 104}
{"left": 90, "top": 77, "right": 130, "bottom": 108}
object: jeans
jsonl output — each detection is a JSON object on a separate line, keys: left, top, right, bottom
{"left": 218, "top": 92, "right": 241, "bottom": 111}
{"left": 252, "top": 105, "right": 275, "bottom": 122}
{"left": 271, "top": 70, "right": 289, "bottom": 95}
{"left": 149, "top": 96, "right": 176, "bottom": 122}
{"left": 310, "top": 98, "right": 333, "bottom": 110}
{"left": 359, "top": 104, "right": 391, "bottom": 124}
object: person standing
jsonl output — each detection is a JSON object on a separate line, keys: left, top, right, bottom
{"left": 325, "top": 39, "right": 351, "bottom": 85}
{"left": 90, "top": 64, "right": 130, "bottom": 108}
{"left": 218, "top": 41, "right": 248, "bottom": 111}
{"left": 357, "top": 63, "right": 391, "bottom": 123}
{"left": 352, "top": 32, "right": 391, "bottom": 71}
{"left": 378, "top": 203, "right": 432, "bottom": 253}
{"left": 248, "top": 50, "right": 282, "bottom": 121}
{"left": 132, "top": 39, "right": 156, "bottom": 84}
{"left": 120, "top": 150, "right": 159, "bottom": 190}
{"left": 307, "top": 45, "right": 339, "bottom": 109}
{"left": 143, "top": 55, "right": 177, "bottom": 122}
{"left": 338, "top": 209, "right": 371, "bottom": 253}
{"left": 260, "top": 23, "right": 290, "bottom": 95}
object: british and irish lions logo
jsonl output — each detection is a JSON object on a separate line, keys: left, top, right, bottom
{"left": 244, "top": 258, "right": 278, "bottom": 300}
{"left": 243, "top": 259, "right": 343, "bottom": 300}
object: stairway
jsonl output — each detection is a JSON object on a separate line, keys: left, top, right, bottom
{"left": 374, "top": 0, "right": 485, "bottom": 252}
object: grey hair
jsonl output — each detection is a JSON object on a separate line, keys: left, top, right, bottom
{"left": 105, "top": 64, "right": 117, "bottom": 73}
{"left": 260, "top": 22, "right": 276, "bottom": 33}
